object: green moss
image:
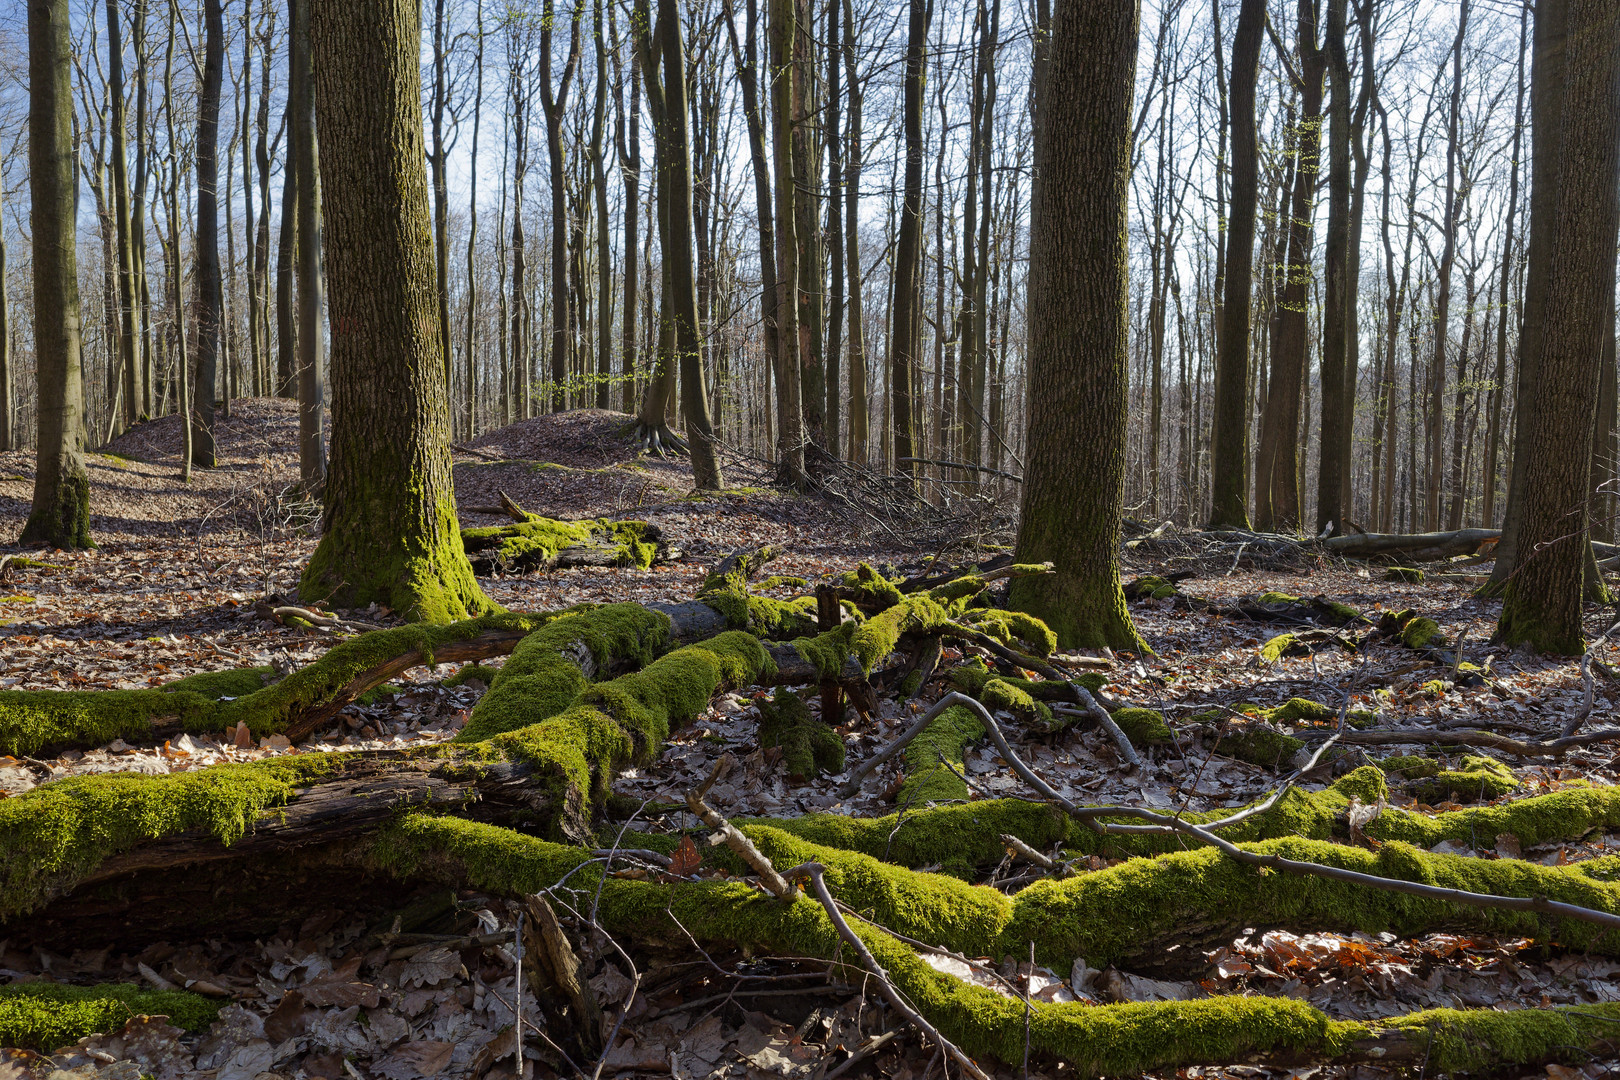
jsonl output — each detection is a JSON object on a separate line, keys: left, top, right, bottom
{"left": 302, "top": 496, "right": 495, "bottom": 625}
{"left": 758, "top": 689, "right": 845, "bottom": 780}
{"left": 1380, "top": 754, "right": 1441, "bottom": 780}
{"left": 442, "top": 664, "right": 501, "bottom": 688}
{"left": 958, "top": 608, "right": 1059, "bottom": 658}
{"left": 791, "top": 622, "right": 857, "bottom": 681}
{"left": 0, "top": 687, "right": 218, "bottom": 757}
{"left": 1386, "top": 1003, "right": 1620, "bottom": 1073}
{"left": 1213, "top": 724, "right": 1305, "bottom": 767}
{"left": 1267, "top": 698, "right": 1331, "bottom": 723}
{"left": 835, "top": 564, "right": 905, "bottom": 611}
{"left": 1259, "top": 591, "right": 1299, "bottom": 605}
{"left": 1400, "top": 617, "right": 1444, "bottom": 649}
{"left": 746, "top": 799, "right": 1073, "bottom": 871}
{"left": 166, "top": 666, "right": 275, "bottom": 699}
{"left": 1126, "top": 575, "right": 1179, "bottom": 600}
{"left": 849, "top": 594, "right": 955, "bottom": 674}
{"left": 457, "top": 605, "right": 669, "bottom": 742}
{"left": 1259, "top": 633, "right": 1304, "bottom": 662}
{"left": 0, "top": 754, "right": 347, "bottom": 917}
{"left": 0, "top": 982, "right": 220, "bottom": 1050}
{"left": 897, "top": 704, "right": 985, "bottom": 808}
{"left": 1109, "top": 707, "right": 1171, "bottom": 747}
{"left": 371, "top": 813, "right": 1620, "bottom": 1076}
{"left": 755, "top": 575, "right": 809, "bottom": 590}
{"left": 1411, "top": 755, "right": 1519, "bottom": 803}
{"left": 1385, "top": 566, "right": 1426, "bottom": 583}
{"left": 461, "top": 516, "right": 659, "bottom": 571}
{"left": 978, "top": 678, "right": 1057, "bottom": 730}
{"left": 698, "top": 553, "right": 818, "bottom": 639}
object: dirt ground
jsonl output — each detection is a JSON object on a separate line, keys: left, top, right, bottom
{"left": 3, "top": 400, "right": 1619, "bottom": 1080}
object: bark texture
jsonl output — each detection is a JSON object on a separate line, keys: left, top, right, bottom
{"left": 302, "top": 0, "right": 490, "bottom": 623}
{"left": 1494, "top": 0, "right": 1620, "bottom": 654}
{"left": 21, "top": 0, "right": 92, "bottom": 551}
{"left": 1009, "top": 0, "right": 1143, "bottom": 652}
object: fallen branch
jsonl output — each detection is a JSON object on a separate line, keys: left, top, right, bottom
{"left": 782, "top": 861, "right": 993, "bottom": 1080}
{"left": 685, "top": 758, "right": 794, "bottom": 900}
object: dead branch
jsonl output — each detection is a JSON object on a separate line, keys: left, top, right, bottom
{"left": 686, "top": 757, "right": 794, "bottom": 900}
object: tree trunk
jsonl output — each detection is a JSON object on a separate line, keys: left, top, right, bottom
{"left": 1009, "top": 0, "right": 1142, "bottom": 653}
{"left": 591, "top": 0, "right": 612, "bottom": 411}
{"left": 1207, "top": 0, "right": 1264, "bottom": 529}
{"left": 105, "top": 0, "right": 142, "bottom": 432}
{"left": 1490, "top": 0, "right": 1568, "bottom": 591}
{"left": 241, "top": 9, "right": 260, "bottom": 400}
{"left": 0, "top": 228, "right": 10, "bottom": 452}
{"left": 1494, "top": 0, "right": 1620, "bottom": 654}
{"left": 1484, "top": 6, "right": 1528, "bottom": 529}
{"left": 21, "top": 0, "right": 93, "bottom": 549}
{"left": 888, "top": 0, "right": 926, "bottom": 482}
{"left": 614, "top": 16, "right": 641, "bottom": 415}
{"left": 291, "top": 0, "right": 326, "bottom": 492}
{"left": 541, "top": 0, "right": 581, "bottom": 413}
{"left": 793, "top": 0, "right": 825, "bottom": 452}
{"left": 656, "top": 0, "right": 724, "bottom": 489}
{"left": 430, "top": 0, "right": 454, "bottom": 429}
{"left": 302, "top": 0, "right": 492, "bottom": 623}
{"left": 188, "top": 0, "right": 224, "bottom": 468}
{"left": 463, "top": 0, "right": 483, "bottom": 437}
{"left": 842, "top": 0, "right": 866, "bottom": 464}
{"left": 770, "top": 0, "right": 806, "bottom": 484}
{"left": 1253, "top": 0, "right": 1324, "bottom": 532}
{"left": 824, "top": 0, "right": 843, "bottom": 458}
{"left": 1315, "top": 0, "right": 1350, "bottom": 534}
{"left": 274, "top": 139, "right": 297, "bottom": 399}
{"left": 1426, "top": 0, "right": 1468, "bottom": 531}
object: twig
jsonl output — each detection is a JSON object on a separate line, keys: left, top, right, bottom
{"left": 687, "top": 758, "right": 793, "bottom": 899}
{"left": 781, "top": 862, "right": 994, "bottom": 1080}
{"left": 824, "top": 1029, "right": 901, "bottom": 1079}
{"left": 1565, "top": 651, "right": 1597, "bottom": 738}
{"left": 1072, "top": 682, "right": 1142, "bottom": 772}
{"left": 998, "top": 833, "right": 1062, "bottom": 874}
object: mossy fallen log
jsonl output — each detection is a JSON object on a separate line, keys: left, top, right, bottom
{"left": 363, "top": 813, "right": 1620, "bottom": 1075}
{"left": 460, "top": 509, "right": 669, "bottom": 576}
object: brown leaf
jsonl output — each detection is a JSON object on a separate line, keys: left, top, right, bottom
{"left": 669, "top": 834, "right": 703, "bottom": 877}
{"left": 373, "top": 1040, "right": 456, "bottom": 1079}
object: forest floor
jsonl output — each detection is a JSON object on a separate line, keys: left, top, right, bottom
{"left": 2, "top": 399, "right": 1619, "bottom": 1080}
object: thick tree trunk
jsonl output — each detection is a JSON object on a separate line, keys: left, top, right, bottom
{"left": 291, "top": 0, "right": 326, "bottom": 492}
{"left": 1207, "top": 0, "right": 1263, "bottom": 529}
{"left": 21, "top": 0, "right": 93, "bottom": 550}
{"left": 1495, "top": 0, "right": 1620, "bottom": 654}
{"left": 591, "top": 0, "right": 612, "bottom": 411}
{"left": 1490, "top": 0, "right": 1568, "bottom": 591}
{"left": 1009, "top": 0, "right": 1142, "bottom": 652}
{"left": 302, "top": 0, "right": 492, "bottom": 623}
{"left": 463, "top": 0, "right": 482, "bottom": 438}
{"left": 274, "top": 141, "right": 297, "bottom": 399}
{"left": 188, "top": 0, "right": 224, "bottom": 469}
{"left": 615, "top": 27, "right": 642, "bottom": 415}
{"left": 825, "top": 0, "right": 843, "bottom": 460}
{"left": 0, "top": 230, "right": 10, "bottom": 452}
{"left": 430, "top": 0, "right": 453, "bottom": 425}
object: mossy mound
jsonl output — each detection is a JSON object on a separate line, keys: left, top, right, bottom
{"left": 1411, "top": 756, "right": 1519, "bottom": 803}
{"left": 759, "top": 689, "right": 845, "bottom": 780}
{"left": 1110, "top": 707, "right": 1171, "bottom": 747}
{"left": 1260, "top": 633, "right": 1306, "bottom": 662}
{"left": 460, "top": 516, "right": 660, "bottom": 572}
{"left": 0, "top": 982, "right": 220, "bottom": 1051}
{"left": 1213, "top": 724, "right": 1305, "bottom": 767}
{"left": 1125, "top": 575, "right": 1179, "bottom": 600}
{"left": 1379, "top": 754, "right": 1442, "bottom": 780}
{"left": 1400, "top": 617, "right": 1444, "bottom": 649}
{"left": 442, "top": 663, "right": 501, "bottom": 688}
{"left": 1385, "top": 567, "right": 1426, "bottom": 583}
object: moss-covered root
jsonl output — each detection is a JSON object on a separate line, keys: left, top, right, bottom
{"left": 758, "top": 689, "right": 846, "bottom": 780}
{"left": 485, "top": 630, "right": 776, "bottom": 839}
{"left": 1410, "top": 755, "right": 1519, "bottom": 803}
{"left": 0, "top": 982, "right": 221, "bottom": 1051}
{"left": 896, "top": 704, "right": 986, "bottom": 806}
{"left": 695, "top": 547, "right": 820, "bottom": 639}
{"left": 0, "top": 611, "right": 555, "bottom": 757}
{"left": 457, "top": 604, "right": 670, "bottom": 742}
{"left": 374, "top": 815, "right": 1620, "bottom": 1076}
{"left": 460, "top": 516, "right": 663, "bottom": 575}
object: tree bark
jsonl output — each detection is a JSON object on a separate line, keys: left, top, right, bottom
{"left": 824, "top": 0, "right": 843, "bottom": 458}
{"left": 291, "top": 0, "right": 326, "bottom": 492}
{"left": 1253, "top": 1, "right": 1324, "bottom": 532}
{"left": 1009, "top": 0, "right": 1142, "bottom": 652}
{"left": 655, "top": 0, "right": 724, "bottom": 489}
{"left": 1494, "top": 0, "right": 1620, "bottom": 654}
{"left": 302, "top": 0, "right": 492, "bottom": 623}
{"left": 105, "top": 0, "right": 142, "bottom": 432}
{"left": 1484, "top": 7, "right": 1528, "bottom": 530}
{"left": 429, "top": 0, "right": 454, "bottom": 428}
{"left": 1207, "top": 0, "right": 1264, "bottom": 529}
{"left": 541, "top": 0, "right": 581, "bottom": 412}
{"left": 843, "top": 0, "right": 866, "bottom": 463}
{"left": 0, "top": 228, "right": 10, "bottom": 452}
{"left": 770, "top": 0, "right": 807, "bottom": 484}
{"left": 1315, "top": 0, "right": 1351, "bottom": 534}
{"left": 1426, "top": 0, "right": 1468, "bottom": 531}
{"left": 888, "top": 0, "right": 926, "bottom": 483}
{"left": 591, "top": 0, "right": 613, "bottom": 411}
